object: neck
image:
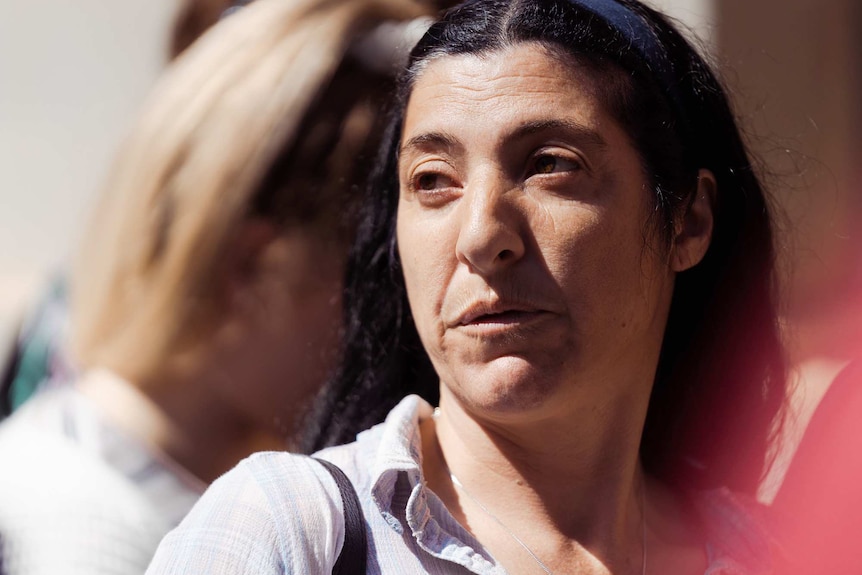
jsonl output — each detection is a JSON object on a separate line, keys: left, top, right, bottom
{"left": 423, "top": 384, "right": 651, "bottom": 573}
{"left": 81, "top": 364, "right": 289, "bottom": 485}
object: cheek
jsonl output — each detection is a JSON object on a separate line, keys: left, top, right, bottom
{"left": 234, "top": 281, "right": 343, "bottom": 423}
{"left": 397, "top": 207, "right": 455, "bottom": 348}
{"left": 578, "top": 216, "right": 670, "bottom": 332}
{"left": 542, "top": 203, "right": 661, "bottom": 317}
{"left": 280, "top": 283, "right": 343, "bottom": 388}
{"left": 279, "top": 252, "right": 345, "bottom": 362}
{"left": 300, "top": 282, "right": 342, "bottom": 335}
{"left": 398, "top": 208, "right": 447, "bottom": 304}
{"left": 536, "top": 205, "right": 610, "bottom": 286}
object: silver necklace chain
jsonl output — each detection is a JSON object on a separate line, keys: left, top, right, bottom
{"left": 435, "top": 410, "right": 647, "bottom": 575}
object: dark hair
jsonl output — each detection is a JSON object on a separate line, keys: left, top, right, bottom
{"left": 310, "top": 0, "right": 787, "bottom": 495}
{"left": 251, "top": 53, "right": 394, "bottom": 240}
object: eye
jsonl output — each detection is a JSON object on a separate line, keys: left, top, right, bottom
{"left": 417, "top": 173, "right": 444, "bottom": 191}
{"left": 535, "top": 155, "right": 558, "bottom": 174}
{"left": 404, "top": 161, "right": 460, "bottom": 208}
{"left": 528, "top": 153, "right": 583, "bottom": 177}
{"left": 410, "top": 170, "right": 457, "bottom": 194}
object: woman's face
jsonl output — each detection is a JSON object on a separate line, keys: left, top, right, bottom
{"left": 396, "top": 43, "right": 677, "bottom": 417}
{"left": 211, "top": 227, "right": 345, "bottom": 441}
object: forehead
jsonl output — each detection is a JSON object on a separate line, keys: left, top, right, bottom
{"left": 403, "top": 43, "right": 614, "bottom": 143}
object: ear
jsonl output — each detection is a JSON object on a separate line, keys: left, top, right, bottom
{"left": 670, "top": 169, "right": 715, "bottom": 272}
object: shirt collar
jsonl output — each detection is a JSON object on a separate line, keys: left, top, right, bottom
{"left": 368, "top": 394, "right": 433, "bottom": 515}
{"left": 364, "top": 395, "right": 501, "bottom": 572}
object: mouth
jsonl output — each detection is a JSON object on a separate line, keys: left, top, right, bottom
{"left": 462, "top": 309, "right": 539, "bottom": 326}
{"left": 454, "top": 301, "right": 552, "bottom": 329}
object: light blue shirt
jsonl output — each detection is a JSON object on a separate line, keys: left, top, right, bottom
{"left": 146, "top": 395, "right": 774, "bottom": 574}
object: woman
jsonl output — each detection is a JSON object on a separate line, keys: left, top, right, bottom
{"left": 149, "top": 0, "right": 787, "bottom": 573}
{"left": 0, "top": 0, "right": 426, "bottom": 572}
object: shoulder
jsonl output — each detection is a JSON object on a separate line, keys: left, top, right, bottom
{"left": 0, "top": 391, "right": 143, "bottom": 508}
{"left": 150, "top": 395, "right": 428, "bottom": 574}
{"left": 147, "top": 452, "right": 347, "bottom": 575}
{"left": 0, "top": 397, "right": 170, "bottom": 574}
{"left": 0, "top": 386, "right": 72, "bottom": 438}
{"left": 313, "top": 423, "right": 384, "bottom": 488}
{"left": 691, "top": 488, "right": 778, "bottom": 575}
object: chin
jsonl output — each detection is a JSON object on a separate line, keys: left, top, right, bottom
{"left": 451, "top": 356, "right": 564, "bottom": 415}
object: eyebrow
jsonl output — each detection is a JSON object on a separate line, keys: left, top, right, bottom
{"left": 399, "top": 131, "right": 461, "bottom": 157}
{"left": 400, "top": 119, "right": 608, "bottom": 159}
{"left": 509, "top": 119, "right": 608, "bottom": 151}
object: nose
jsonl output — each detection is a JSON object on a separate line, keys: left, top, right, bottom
{"left": 454, "top": 177, "right": 526, "bottom": 275}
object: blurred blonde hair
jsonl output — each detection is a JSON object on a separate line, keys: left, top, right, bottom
{"left": 72, "top": 0, "right": 426, "bottom": 380}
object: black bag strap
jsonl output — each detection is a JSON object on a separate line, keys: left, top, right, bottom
{"left": 314, "top": 458, "right": 368, "bottom": 575}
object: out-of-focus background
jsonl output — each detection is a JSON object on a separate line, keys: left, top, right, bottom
{"left": 0, "top": 0, "right": 177, "bottom": 350}
{"left": 1, "top": 0, "right": 860, "bottom": 497}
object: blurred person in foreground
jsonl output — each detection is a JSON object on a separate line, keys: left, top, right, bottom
{"left": 0, "top": 0, "right": 428, "bottom": 572}
{"left": 148, "top": 0, "right": 789, "bottom": 573}
{"left": 771, "top": 359, "right": 862, "bottom": 574}
{"left": 0, "top": 0, "right": 237, "bottom": 420}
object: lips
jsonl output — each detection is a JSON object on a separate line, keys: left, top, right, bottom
{"left": 454, "top": 300, "right": 547, "bottom": 327}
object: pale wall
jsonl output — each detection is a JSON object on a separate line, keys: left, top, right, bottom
{"left": 0, "top": 0, "right": 178, "bottom": 352}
